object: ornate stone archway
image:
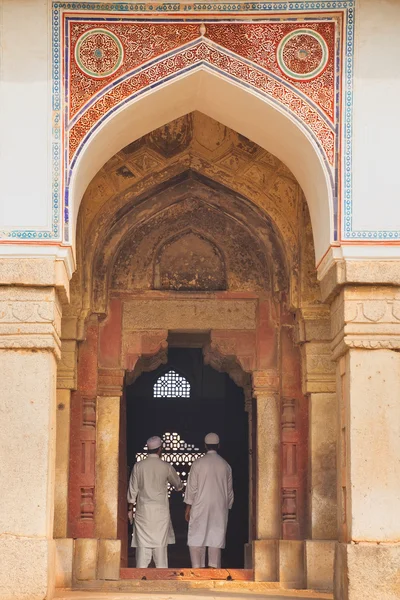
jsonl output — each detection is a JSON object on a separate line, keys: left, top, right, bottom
{"left": 54, "top": 114, "right": 336, "bottom": 592}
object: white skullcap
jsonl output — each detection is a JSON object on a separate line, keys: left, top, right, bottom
{"left": 147, "top": 436, "right": 162, "bottom": 450}
{"left": 205, "top": 432, "right": 220, "bottom": 445}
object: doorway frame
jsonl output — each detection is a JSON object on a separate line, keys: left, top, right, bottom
{"left": 66, "top": 290, "right": 309, "bottom": 587}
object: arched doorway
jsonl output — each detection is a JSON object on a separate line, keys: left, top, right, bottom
{"left": 125, "top": 346, "right": 249, "bottom": 569}
{"left": 61, "top": 112, "right": 333, "bottom": 590}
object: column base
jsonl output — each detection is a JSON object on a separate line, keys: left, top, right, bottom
{"left": 334, "top": 542, "right": 400, "bottom": 600}
{"left": 0, "top": 537, "right": 55, "bottom": 600}
{"left": 73, "top": 538, "right": 121, "bottom": 583}
{"left": 55, "top": 538, "right": 74, "bottom": 589}
{"left": 305, "top": 540, "right": 335, "bottom": 592}
{"left": 279, "top": 540, "right": 305, "bottom": 590}
{"left": 244, "top": 542, "right": 252, "bottom": 569}
{"left": 252, "top": 540, "right": 278, "bottom": 582}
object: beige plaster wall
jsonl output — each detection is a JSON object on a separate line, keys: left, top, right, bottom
{"left": 352, "top": 0, "right": 400, "bottom": 234}
{"left": 0, "top": 0, "right": 51, "bottom": 232}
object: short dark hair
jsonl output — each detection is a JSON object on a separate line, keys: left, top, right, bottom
{"left": 148, "top": 446, "right": 161, "bottom": 454}
{"left": 206, "top": 443, "right": 219, "bottom": 451}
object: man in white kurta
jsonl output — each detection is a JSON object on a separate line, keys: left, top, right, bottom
{"left": 127, "top": 436, "right": 183, "bottom": 568}
{"left": 184, "top": 433, "right": 234, "bottom": 569}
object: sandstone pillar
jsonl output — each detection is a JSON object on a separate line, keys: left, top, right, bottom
{"left": 252, "top": 369, "right": 280, "bottom": 581}
{"left": 297, "top": 307, "right": 337, "bottom": 592}
{"left": 0, "top": 286, "right": 61, "bottom": 600}
{"left": 331, "top": 287, "right": 400, "bottom": 600}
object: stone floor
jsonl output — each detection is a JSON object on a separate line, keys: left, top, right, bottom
{"left": 55, "top": 591, "right": 333, "bottom": 600}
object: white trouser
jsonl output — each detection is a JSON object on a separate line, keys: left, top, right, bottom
{"left": 189, "top": 546, "right": 221, "bottom": 569}
{"left": 136, "top": 546, "right": 168, "bottom": 568}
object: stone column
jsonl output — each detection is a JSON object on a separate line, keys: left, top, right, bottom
{"left": 252, "top": 369, "right": 280, "bottom": 582}
{"left": 297, "top": 307, "right": 337, "bottom": 591}
{"left": 331, "top": 286, "right": 400, "bottom": 600}
{"left": 54, "top": 316, "right": 78, "bottom": 589}
{"left": 94, "top": 396, "right": 121, "bottom": 581}
{"left": 0, "top": 286, "right": 61, "bottom": 600}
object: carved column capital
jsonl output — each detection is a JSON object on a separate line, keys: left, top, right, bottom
{"left": 295, "top": 305, "right": 331, "bottom": 344}
{"left": 252, "top": 369, "right": 280, "bottom": 397}
{"left": 122, "top": 329, "right": 168, "bottom": 372}
{"left": 0, "top": 287, "right": 61, "bottom": 358}
{"left": 331, "top": 286, "right": 400, "bottom": 359}
{"left": 57, "top": 339, "right": 77, "bottom": 389}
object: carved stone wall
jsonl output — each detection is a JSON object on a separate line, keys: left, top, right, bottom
{"left": 63, "top": 112, "right": 325, "bottom": 576}
{"left": 68, "top": 112, "right": 320, "bottom": 321}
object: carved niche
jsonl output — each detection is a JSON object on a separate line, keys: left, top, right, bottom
{"left": 153, "top": 230, "right": 227, "bottom": 291}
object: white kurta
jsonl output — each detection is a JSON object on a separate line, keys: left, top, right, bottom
{"left": 127, "top": 455, "right": 182, "bottom": 548}
{"left": 184, "top": 451, "right": 234, "bottom": 548}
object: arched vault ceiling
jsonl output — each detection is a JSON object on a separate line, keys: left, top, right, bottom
{"left": 81, "top": 112, "right": 300, "bottom": 256}
{"left": 73, "top": 112, "right": 320, "bottom": 316}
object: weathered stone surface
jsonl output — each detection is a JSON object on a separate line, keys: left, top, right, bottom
{"left": 253, "top": 540, "right": 278, "bottom": 582}
{"left": 331, "top": 285, "right": 400, "bottom": 357}
{"left": 306, "top": 540, "right": 335, "bottom": 592}
{"left": 309, "top": 393, "right": 337, "bottom": 540}
{"left": 74, "top": 539, "right": 98, "bottom": 581}
{"left": 0, "top": 538, "right": 55, "bottom": 600}
{"left": 95, "top": 397, "right": 120, "bottom": 539}
{"left": 0, "top": 286, "right": 61, "bottom": 356}
{"left": 319, "top": 256, "right": 400, "bottom": 302}
{"left": 301, "top": 341, "right": 335, "bottom": 394}
{"left": 54, "top": 389, "right": 71, "bottom": 539}
{"left": 122, "top": 298, "right": 257, "bottom": 331}
{"left": 55, "top": 538, "right": 74, "bottom": 589}
{"left": 334, "top": 542, "right": 400, "bottom": 600}
{"left": 97, "top": 539, "right": 121, "bottom": 580}
{"left": 346, "top": 349, "right": 400, "bottom": 542}
{"left": 279, "top": 540, "right": 305, "bottom": 590}
{"left": 57, "top": 339, "right": 77, "bottom": 389}
{"left": 0, "top": 257, "right": 71, "bottom": 299}
{"left": 155, "top": 231, "right": 227, "bottom": 291}
{"left": 81, "top": 113, "right": 305, "bottom": 306}
{"left": 254, "top": 393, "right": 280, "bottom": 540}
{"left": 0, "top": 350, "right": 57, "bottom": 538}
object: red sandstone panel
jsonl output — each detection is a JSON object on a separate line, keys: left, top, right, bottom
{"left": 68, "top": 320, "right": 99, "bottom": 538}
{"left": 98, "top": 298, "right": 122, "bottom": 368}
{"left": 77, "top": 318, "right": 99, "bottom": 395}
{"left": 280, "top": 325, "right": 308, "bottom": 540}
{"left": 120, "top": 568, "right": 253, "bottom": 581}
{"left": 257, "top": 299, "right": 278, "bottom": 370}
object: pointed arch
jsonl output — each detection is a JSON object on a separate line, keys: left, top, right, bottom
{"left": 70, "top": 68, "right": 333, "bottom": 262}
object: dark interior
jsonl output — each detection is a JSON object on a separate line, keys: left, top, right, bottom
{"left": 125, "top": 347, "right": 249, "bottom": 568}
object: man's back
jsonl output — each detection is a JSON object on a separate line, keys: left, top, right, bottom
{"left": 188, "top": 451, "right": 233, "bottom": 510}
{"left": 134, "top": 455, "right": 172, "bottom": 505}
{"left": 185, "top": 450, "right": 234, "bottom": 549}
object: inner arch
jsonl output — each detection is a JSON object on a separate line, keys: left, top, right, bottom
{"left": 70, "top": 68, "right": 333, "bottom": 262}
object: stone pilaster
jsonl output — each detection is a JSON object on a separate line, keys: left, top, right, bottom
{"left": 297, "top": 306, "right": 337, "bottom": 543}
{"left": 252, "top": 369, "right": 280, "bottom": 581}
{"left": 0, "top": 286, "right": 61, "bottom": 600}
{"left": 297, "top": 306, "right": 336, "bottom": 592}
{"left": 331, "top": 286, "right": 400, "bottom": 600}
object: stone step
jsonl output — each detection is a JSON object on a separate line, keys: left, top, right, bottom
{"left": 56, "top": 586, "right": 333, "bottom": 599}
{"left": 55, "top": 582, "right": 333, "bottom": 600}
